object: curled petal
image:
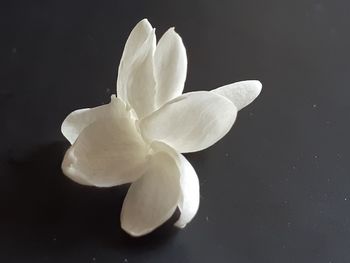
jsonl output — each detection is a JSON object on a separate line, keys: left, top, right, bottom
{"left": 212, "top": 80, "right": 262, "bottom": 110}
{"left": 120, "top": 148, "right": 181, "bottom": 237}
{"left": 117, "top": 19, "right": 157, "bottom": 119}
{"left": 61, "top": 103, "right": 111, "bottom": 145}
{"left": 140, "top": 91, "right": 237, "bottom": 153}
{"left": 151, "top": 142, "right": 200, "bottom": 228}
{"left": 174, "top": 153, "right": 200, "bottom": 228}
{"left": 62, "top": 96, "right": 149, "bottom": 187}
{"left": 154, "top": 28, "right": 187, "bottom": 108}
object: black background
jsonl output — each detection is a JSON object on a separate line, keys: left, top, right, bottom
{"left": 1, "top": 0, "right": 350, "bottom": 262}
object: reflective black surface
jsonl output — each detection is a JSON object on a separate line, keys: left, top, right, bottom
{"left": 1, "top": 0, "right": 350, "bottom": 262}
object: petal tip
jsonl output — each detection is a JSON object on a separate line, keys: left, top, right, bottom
{"left": 120, "top": 214, "right": 153, "bottom": 237}
{"left": 120, "top": 224, "right": 147, "bottom": 237}
{"left": 211, "top": 80, "right": 262, "bottom": 110}
{"left": 137, "top": 18, "right": 153, "bottom": 29}
{"left": 140, "top": 18, "right": 149, "bottom": 23}
{"left": 252, "top": 80, "right": 263, "bottom": 95}
{"left": 163, "top": 27, "right": 182, "bottom": 41}
{"left": 174, "top": 222, "right": 186, "bottom": 229}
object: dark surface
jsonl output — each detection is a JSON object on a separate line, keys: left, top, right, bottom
{"left": 1, "top": 0, "right": 349, "bottom": 262}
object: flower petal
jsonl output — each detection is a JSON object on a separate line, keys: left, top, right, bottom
{"left": 62, "top": 96, "right": 149, "bottom": 187}
{"left": 174, "top": 153, "right": 200, "bottom": 228}
{"left": 120, "top": 148, "right": 181, "bottom": 237}
{"left": 61, "top": 104, "right": 111, "bottom": 145}
{"left": 117, "top": 19, "right": 157, "bottom": 119}
{"left": 151, "top": 141, "right": 200, "bottom": 228}
{"left": 211, "top": 80, "right": 262, "bottom": 110}
{"left": 117, "top": 19, "right": 153, "bottom": 101}
{"left": 154, "top": 28, "right": 187, "bottom": 108}
{"left": 139, "top": 91, "right": 237, "bottom": 153}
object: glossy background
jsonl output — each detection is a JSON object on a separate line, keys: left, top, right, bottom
{"left": 1, "top": 0, "right": 349, "bottom": 262}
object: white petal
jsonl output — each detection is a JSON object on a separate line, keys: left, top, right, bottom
{"left": 139, "top": 91, "right": 237, "bottom": 153}
{"left": 117, "top": 19, "right": 153, "bottom": 101}
{"left": 120, "top": 148, "right": 181, "bottom": 237}
{"left": 117, "top": 19, "right": 157, "bottom": 119}
{"left": 151, "top": 142, "right": 199, "bottom": 228}
{"left": 154, "top": 28, "right": 187, "bottom": 108}
{"left": 211, "top": 80, "right": 262, "bottom": 110}
{"left": 174, "top": 153, "right": 200, "bottom": 228}
{"left": 62, "top": 96, "right": 149, "bottom": 187}
{"left": 61, "top": 103, "right": 111, "bottom": 145}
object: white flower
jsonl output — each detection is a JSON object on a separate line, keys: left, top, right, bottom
{"left": 61, "top": 19, "right": 262, "bottom": 237}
